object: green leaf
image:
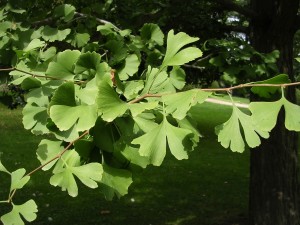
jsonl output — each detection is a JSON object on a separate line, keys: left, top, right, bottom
{"left": 0, "top": 160, "right": 10, "bottom": 174}
{"left": 97, "top": 82, "right": 157, "bottom": 122}
{"left": 140, "top": 23, "right": 164, "bottom": 46}
{"left": 122, "top": 80, "right": 144, "bottom": 100}
{"left": 74, "top": 51, "right": 101, "bottom": 77}
{"left": 99, "top": 164, "right": 132, "bottom": 200}
{"left": 70, "top": 32, "right": 90, "bottom": 47}
{"left": 162, "top": 89, "right": 211, "bottom": 120}
{"left": 250, "top": 74, "right": 290, "bottom": 98}
{"left": 41, "top": 26, "right": 71, "bottom": 42}
{"left": 283, "top": 99, "right": 300, "bottom": 131}
{"left": 142, "top": 66, "right": 169, "bottom": 94}
{"left": 162, "top": 30, "right": 202, "bottom": 68}
{"left": 119, "top": 144, "right": 149, "bottom": 168}
{"left": 22, "top": 103, "right": 49, "bottom": 135}
{"left": 50, "top": 151, "right": 103, "bottom": 197}
{"left": 118, "top": 54, "right": 140, "bottom": 80}
{"left": 249, "top": 99, "right": 283, "bottom": 132}
{"left": 169, "top": 67, "right": 186, "bottom": 90}
{"left": 36, "top": 139, "right": 64, "bottom": 171}
{"left": 1, "top": 200, "right": 38, "bottom": 225}
{"left": 53, "top": 4, "right": 76, "bottom": 22}
{"left": 46, "top": 50, "right": 81, "bottom": 80}
{"left": 10, "top": 169, "right": 30, "bottom": 192}
{"left": 132, "top": 117, "right": 193, "bottom": 166}
{"left": 23, "top": 39, "right": 45, "bottom": 52}
{"left": 49, "top": 82, "right": 98, "bottom": 131}
{"left": 216, "top": 105, "right": 269, "bottom": 152}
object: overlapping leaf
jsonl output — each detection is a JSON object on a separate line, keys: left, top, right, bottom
{"left": 1, "top": 200, "right": 38, "bottom": 225}
{"left": 117, "top": 54, "right": 140, "bottom": 80}
{"left": 49, "top": 82, "right": 98, "bottom": 131}
{"left": 132, "top": 117, "right": 194, "bottom": 166}
{"left": 97, "top": 82, "right": 158, "bottom": 122}
{"left": 99, "top": 164, "right": 132, "bottom": 200}
{"left": 46, "top": 50, "right": 81, "bottom": 80}
{"left": 50, "top": 150, "right": 103, "bottom": 197}
{"left": 140, "top": 23, "right": 164, "bottom": 46}
{"left": 36, "top": 139, "right": 64, "bottom": 171}
{"left": 216, "top": 105, "right": 269, "bottom": 152}
{"left": 250, "top": 74, "right": 290, "bottom": 98}
{"left": 162, "top": 89, "right": 211, "bottom": 120}
{"left": 41, "top": 26, "right": 71, "bottom": 42}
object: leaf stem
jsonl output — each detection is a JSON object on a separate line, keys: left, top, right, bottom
{"left": 7, "top": 130, "right": 89, "bottom": 203}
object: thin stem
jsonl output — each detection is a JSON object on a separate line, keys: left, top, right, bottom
{"left": 0, "top": 68, "right": 14, "bottom": 71}
{"left": 128, "top": 93, "right": 162, "bottom": 104}
{"left": 7, "top": 130, "right": 89, "bottom": 203}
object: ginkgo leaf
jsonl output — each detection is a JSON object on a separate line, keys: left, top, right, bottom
{"left": 46, "top": 50, "right": 81, "bottom": 80}
{"left": 53, "top": 4, "right": 75, "bottom": 22}
{"left": 74, "top": 51, "right": 101, "bottom": 77}
{"left": 140, "top": 23, "right": 164, "bottom": 46}
{"left": 118, "top": 54, "right": 140, "bottom": 80}
{"left": 22, "top": 103, "right": 49, "bottom": 135}
{"left": 162, "top": 30, "right": 202, "bottom": 68}
{"left": 23, "top": 39, "right": 45, "bottom": 52}
{"left": 250, "top": 74, "right": 290, "bottom": 98}
{"left": 69, "top": 32, "right": 90, "bottom": 48}
{"left": 250, "top": 99, "right": 283, "bottom": 132}
{"left": 162, "top": 89, "right": 211, "bottom": 120}
{"left": 50, "top": 104, "right": 98, "bottom": 131}
{"left": 49, "top": 82, "right": 98, "bottom": 131}
{"left": 50, "top": 151, "right": 103, "bottom": 197}
{"left": 1, "top": 200, "right": 38, "bottom": 225}
{"left": 97, "top": 82, "right": 158, "bottom": 122}
{"left": 216, "top": 105, "right": 269, "bottom": 152}
{"left": 99, "top": 164, "right": 132, "bottom": 200}
{"left": 10, "top": 168, "right": 30, "bottom": 192}
{"left": 36, "top": 139, "right": 64, "bottom": 171}
{"left": 169, "top": 67, "right": 186, "bottom": 90}
{"left": 283, "top": 99, "right": 300, "bottom": 131}
{"left": 0, "top": 160, "right": 10, "bottom": 174}
{"left": 132, "top": 117, "right": 193, "bottom": 166}
{"left": 141, "top": 66, "right": 169, "bottom": 94}
{"left": 41, "top": 26, "right": 71, "bottom": 42}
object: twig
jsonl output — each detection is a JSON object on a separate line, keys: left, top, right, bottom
{"left": 8, "top": 130, "right": 89, "bottom": 203}
{"left": 74, "top": 12, "right": 120, "bottom": 31}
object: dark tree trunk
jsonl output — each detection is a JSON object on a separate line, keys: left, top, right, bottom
{"left": 249, "top": 0, "right": 300, "bottom": 224}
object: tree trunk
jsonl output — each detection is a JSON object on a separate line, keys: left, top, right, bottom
{"left": 249, "top": 0, "right": 300, "bottom": 224}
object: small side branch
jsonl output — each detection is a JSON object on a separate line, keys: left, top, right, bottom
{"left": 8, "top": 130, "right": 89, "bottom": 203}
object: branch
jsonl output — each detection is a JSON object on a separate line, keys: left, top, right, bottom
{"left": 74, "top": 12, "right": 120, "bottom": 31}
{"left": 213, "top": 0, "right": 258, "bottom": 19}
{"left": 31, "top": 11, "right": 120, "bottom": 31}
{"left": 8, "top": 130, "right": 90, "bottom": 203}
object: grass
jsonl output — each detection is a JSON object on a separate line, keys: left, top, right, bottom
{"left": 0, "top": 102, "right": 250, "bottom": 225}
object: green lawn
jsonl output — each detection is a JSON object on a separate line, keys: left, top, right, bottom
{"left": 0, "top": 102, "right": 249, "bottom": 225}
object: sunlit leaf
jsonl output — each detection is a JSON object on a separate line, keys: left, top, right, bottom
{"left": 36, "top": 139, "right": 64, "bottom": 171}
{"left": 132, "top": 117, "right": 193, "bottom": 166}
{"left": 162, "top": 30, "right": 202, "bottom": 68}
{"left": 162, "top": 89, "right": 211, "bottom": 120}
{"left": 50, "top": 151, "right": 103, "bottom": 197}
{"left": 216, "top": 105, "right": 269, "bottom": 152}
{"left": 1, "top": 200, "right": 38, "bottom": 225}
{"left": 46, "top": 50, "right": 81, "bottom": 80}
{"left": 10, "top": 168, "right": 30, "bottom": 192}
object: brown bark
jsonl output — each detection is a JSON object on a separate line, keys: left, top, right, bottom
{"left": 249, "top": 0, "right": 300, "bottom": 224}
